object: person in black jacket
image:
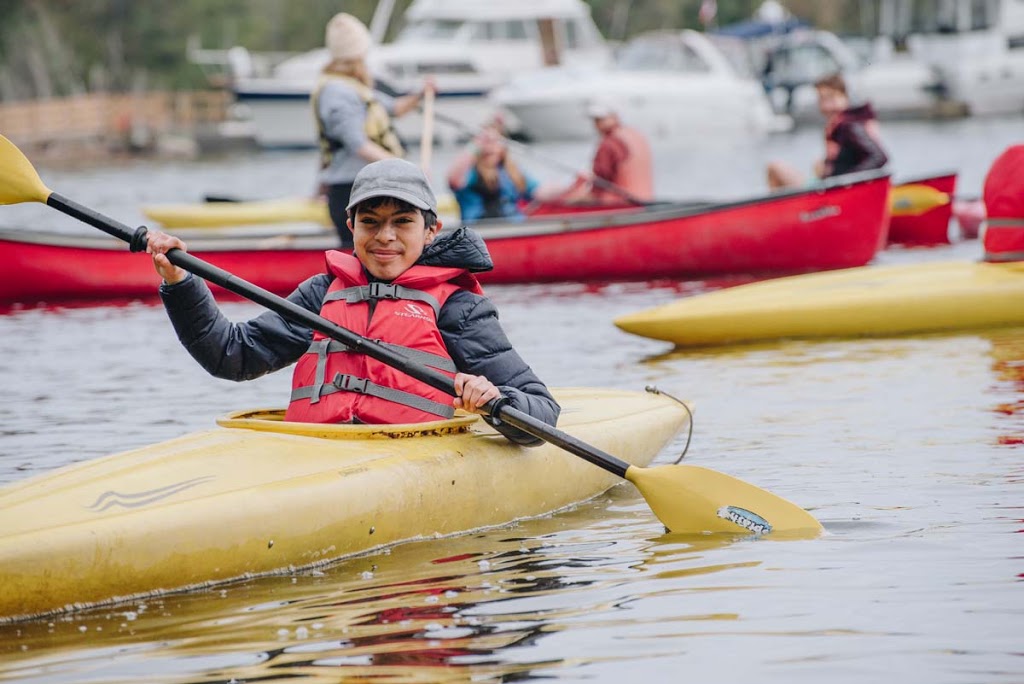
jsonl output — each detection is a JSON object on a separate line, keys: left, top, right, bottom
{"left": 146, "top": 159, "right": 559, "bottom": 446}
{"left": 767, "top": 72, "right": 889, "bottom": 190}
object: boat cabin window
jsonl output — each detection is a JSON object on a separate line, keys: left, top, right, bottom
{"left": 766, "top": 43, "right": 842, "bottom": 86}
{"left": 617, "top": 37, "right": 711, "bottom": 72}
{"left": 398, "top": 19, "right": 464, "bottom": 41}
{"left": 907, "top": 0, "right": 997, "bottom": 32}
{"left": 469, "top": 20, "right": 534, "bottom": 42}
{"left": 564, "top": 19, "right": 580, "bottom": 48}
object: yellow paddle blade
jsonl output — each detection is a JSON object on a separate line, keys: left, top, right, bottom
{"left": 889, "top": 184, "right": 950, "bottom": 217}
{"left": 0, "top": 134, "right": 52, "bottom": 205}
{"left": 625, "top": 464, "right": 823, "bottom": 538}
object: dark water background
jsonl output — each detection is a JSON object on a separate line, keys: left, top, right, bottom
{"left": 0, "top": 116, "right": 1021, "bottom": 683}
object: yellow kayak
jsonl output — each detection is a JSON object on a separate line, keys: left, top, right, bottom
{"left": 615, "top": 260, "right": 1024, "bottom": 347}
{"left": 0, "top": 387, "right": 688, "bottom": 623}
{"left": 144, "top": 195, "right": 461, "bottom": 229}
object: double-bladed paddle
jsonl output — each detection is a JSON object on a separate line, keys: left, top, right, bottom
{"left": 0, "top": 133, "right": 822, "bottom": 537}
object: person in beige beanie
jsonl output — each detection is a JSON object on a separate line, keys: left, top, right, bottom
{"left": 326, "top": 12, "right": 372, "bottom": 62}
{"left": 313, "top": 12, "right": 434, "bottom": 247}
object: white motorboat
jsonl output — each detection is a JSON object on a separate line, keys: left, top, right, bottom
{"left": 490, "top": 29, "right": 785, "bottom": 143}
{"left": 763, "top": 0, "right": 1024, "bottom": 122}
{"left": 899, "top": 0, "right": 1024, "bottom": 116}
{"left": 228, "top": 0, "right": 611, "bottom": 148}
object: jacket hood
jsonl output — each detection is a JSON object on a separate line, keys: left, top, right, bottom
{"left": 419, "top": 226, "right": 494, "bottom": 273}
{"left": 843, "top": 102, "right": 877, "bottom": 122}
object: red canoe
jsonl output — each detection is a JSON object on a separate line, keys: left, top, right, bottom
{"left": 0, "top": 170, "right": 890, "bottom": 306}
{"left": 888, "top": 172, "right": 957, "bottom": 245}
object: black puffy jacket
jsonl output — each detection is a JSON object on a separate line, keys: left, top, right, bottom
{"left": 159, "top": 226, "right": 559, "bottom": 446}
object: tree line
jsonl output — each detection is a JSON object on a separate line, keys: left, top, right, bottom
{"left": 0, "top": 0, "right": 869, "bottom": 102}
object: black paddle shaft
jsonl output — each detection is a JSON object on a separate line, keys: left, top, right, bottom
{"left": 46, "top": 192, "right": 633, "bottom": 479}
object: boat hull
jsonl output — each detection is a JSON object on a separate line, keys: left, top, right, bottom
{"left": 614, "top": 261, "right": 1024, "bottom": 346}
{"left": 474, "top": 171, "right": 890, "bottom": 283}
{"left": 0, "top": 387, "right": 689, "bottom": 622}
{"left": 888, "top": 173, "right": 957, "bottom": 244}
{"left": 0, "top": 171, "right": 890, "bottom": 305}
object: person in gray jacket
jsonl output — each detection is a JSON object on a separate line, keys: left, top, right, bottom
{"left": 147, "top": 159, "right": 559, "bottom": 446}
{"left": 315, "top": 12, "right": 433, "bottom": 247}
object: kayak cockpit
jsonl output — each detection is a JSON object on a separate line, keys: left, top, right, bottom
{"left": 215, "top": 408, "right": 480, "bottom": 439}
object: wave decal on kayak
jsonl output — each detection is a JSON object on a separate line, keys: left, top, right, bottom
{"left": 86, "top": 476, "right": 216, "bottom": 512}
{"left": 717, "top": 506, "right": 772, "bottom": 536}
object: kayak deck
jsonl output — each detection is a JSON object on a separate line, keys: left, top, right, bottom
{"left": 0, "top": 387, "right": 688, "bottom": 623}
{"left": 614, "top": 260, "right": 1024, "bottom": 346}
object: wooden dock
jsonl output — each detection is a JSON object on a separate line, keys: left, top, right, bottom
{"left": 0, "top": 90, "right": 233, "bottom": 155}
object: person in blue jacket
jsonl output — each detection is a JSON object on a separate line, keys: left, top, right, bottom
{"left": 446, "top": 122, "right": 541, "bottom": 222}
{"left": 146, "top": 159, "right": 559, "bottom": 444}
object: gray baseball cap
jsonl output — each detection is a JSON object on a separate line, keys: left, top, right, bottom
{"left": 346, "top": 159, "right": 438, "bottom": 214}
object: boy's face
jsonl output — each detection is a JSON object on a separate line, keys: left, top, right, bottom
{"left": 816, "top": 85, "right": 848, "bottom": 117}
{"left": 349, "top": 200, "right": 439, "bottom": 281}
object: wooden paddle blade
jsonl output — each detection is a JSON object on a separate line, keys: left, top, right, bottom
{"left": 0, "top": 134, "right": 52, "bottom": 205}
{"left": 625, "top": 464, "right": 823, "bottom": 537}
{"left": 889, "top": 184, "right": 950, "bottom": 217}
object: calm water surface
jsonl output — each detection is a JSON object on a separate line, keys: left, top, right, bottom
{"left": 0, "top": 117, "right": 1021, "bottom": 683}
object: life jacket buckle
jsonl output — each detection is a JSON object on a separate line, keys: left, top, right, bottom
{"left": 332, "top": 373, "right": 368, "bottom": 394}
{"left": 367, "top": 282, "right": 399, "bottom": 300}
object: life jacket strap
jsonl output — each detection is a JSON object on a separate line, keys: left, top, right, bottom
{"left": 984, "top": 250, "right": 1024, "bottom": 262}
{"left": 291, "top": 372, "right": 455, "bottom": 419}
{"left": 303, "top": 338, "right": 457, "bottom": 374}
{"left": 325, "top": 283, "right": 442, "bottom": 317}
{"left": 987, "top": 218, "right": 1024, "bottom": 228}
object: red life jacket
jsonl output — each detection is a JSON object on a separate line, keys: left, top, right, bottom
{"left": 982, "top": 144, "right": 1024, "bottom": 263}
{"left": 285, "top": 251, "right": 483, "bottom": 424}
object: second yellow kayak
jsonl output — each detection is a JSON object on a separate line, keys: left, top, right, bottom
{"left": 615, "top": 260, "right": 1024, "bottom": 347}
{"left": 144, "top": 195, "right": 461, "bottom": 229}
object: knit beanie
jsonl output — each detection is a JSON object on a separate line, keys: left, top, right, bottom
{"left": 325, "top": 13, "right": 371, "bottom": 61}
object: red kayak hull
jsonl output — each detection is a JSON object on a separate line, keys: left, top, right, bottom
{"left": 0, "top": 171, "right": 890, "bottom": 305}
{"left": 888, "top": 172, "right": 957, "bottom": 245}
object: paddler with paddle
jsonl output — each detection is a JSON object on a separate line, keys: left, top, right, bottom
{"left": 147, "top": 158, "right": 560, "bottom": 443}
{"left": 446, "top": 117, "right": 545, "bottom": 222}
{"left": 314, "top": 13, "right": 435, "bottom": 248}
{"left": 558, "top": 100, "right": 655, "bottom": 205}
{"left": 0, "top": 131, "right": 825, "bottom": 536}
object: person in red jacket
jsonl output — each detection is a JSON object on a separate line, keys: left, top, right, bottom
{"left": 982, "top": 144, "right": 1024, "bottom": 262}
{"left": 767, "top": 72, "right": 889, "bottom": 190}
{"left": 561, "top": 101, "right": 654, "bottom": 204}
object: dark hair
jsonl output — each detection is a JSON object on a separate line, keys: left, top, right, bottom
{"left": 349, "top": 196, "right": 437, "bottom": 228}
{"left": 814, "top": 72, "right": 847, "bottom": 95}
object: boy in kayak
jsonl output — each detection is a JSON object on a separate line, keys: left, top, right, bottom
{"left": 767, "top": 72, "right": 889, "bottom": 189}
{"left": 147, "top": 158, "right": 559, "bottom": 445}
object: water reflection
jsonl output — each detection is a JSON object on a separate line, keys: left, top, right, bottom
{"left": 642, "top": 326, "right": 1024, "bottom": 449}
{"left": 0, "top": 495, "right": 757, "bottom": 684}
{"left": 987, "top": 330, "right": 1024, "bottom": 446}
